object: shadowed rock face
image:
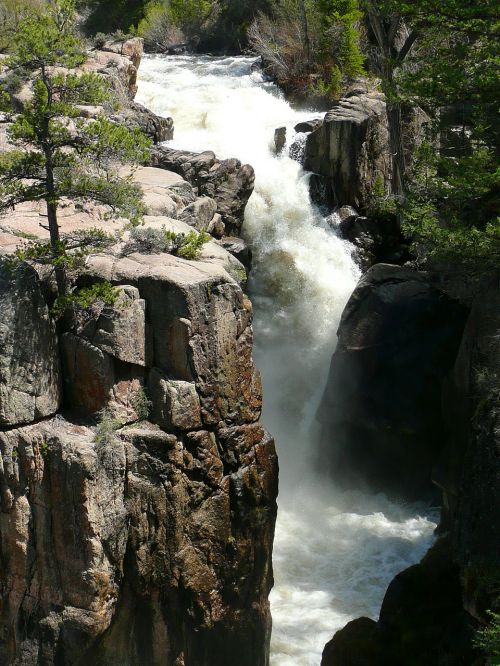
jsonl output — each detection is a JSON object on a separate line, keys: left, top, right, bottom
{"left": 438, "top": 279, "right": 500, "bottom": 620}
{"left": 318, "top": 264, "right": 468, "bottom": 500}
{"left": 321, "top": 539, "right": 477, "bottom": 666}
{"left": 321, "top": 277, "right": 500, "bottom": 665}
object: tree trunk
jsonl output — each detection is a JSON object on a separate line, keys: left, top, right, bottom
{"left": 387, "top": 98, "right": 406, "bottom": 198}
{"left": 365, "top": 6, "right": 415, "bottom": 199}
{"left": 45, "top": 160, "right": 67, "bottom": 297}
{"left": 300, "top": 0, "right": 311, "bottom": 66}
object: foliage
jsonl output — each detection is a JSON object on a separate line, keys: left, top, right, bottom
{"left": 52, "top": 280, "right": 120, "bottom": 316}
{"left": 475, "top": 612, "right": 500, "bottom": 666}
{"left": 0, "top": 0, "right": 151, "bottom": 304}
{"left": 401, "top": 136, "right": 500, "bottom": 271}
{"left": 360, "top": 0, "right": 499, "bottom": 273}
{"left": 136, "top": 1, "right": 186, "bottom": 51}
{"left": 0, "top": 0, "right": 43, "bottom": 51}
{"left": 317, "top": 0, "right": 365, "bottom": 77}
{"left": 127, "top": 225, "right": 210, "bottom": 259}
{"left": 248, "top": 0, "right": 364, "bottom": 99}
{"left": 367, "top": 174, "right": 398, "bottom": 219}
{"left": 134, "top": 0, "right": 214, "bottom": 48}
{"left": 133, "top": 386, "right": 152, "bottom": 420}
{"left": 94, "top": 406, "right": 122, "bottom": 445}
{"left": 92, "top": 31, "right": 107, "bottom": 48}
{"left": 80, "top": 0, "right": 150, "bottom": 35}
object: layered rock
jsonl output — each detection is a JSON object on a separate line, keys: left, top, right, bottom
{"left": 304, "top": 91, "right": 391, "bottom": 211}
{"left": 317, "top": 264, "right": 468, "bottom": 500}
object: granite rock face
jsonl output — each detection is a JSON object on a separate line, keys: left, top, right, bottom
{"left": 0, "top": 164, "right": 276, "bottom": 666}
{"left": 304, "top": 92, "right": 391, "bottom": 211}
{"left": 318, "top": 263, "right": 468, "bottom": 500}
{"left": 0, "top": 264, "right": 61, "bottom": 427}
{"left": 111, "top": 102, "right": 174, "bottom": 144}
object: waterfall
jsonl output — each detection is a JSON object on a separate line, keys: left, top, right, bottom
{"left": 136, "top": 55, "right": 437, "bottom": 666}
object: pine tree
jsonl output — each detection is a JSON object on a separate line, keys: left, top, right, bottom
{"left": 0, "top": 0, "right": 151, "bottom": 302}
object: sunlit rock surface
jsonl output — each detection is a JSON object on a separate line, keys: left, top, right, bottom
{"left": 0, "top": 143, "right": 277, "bottom": 666}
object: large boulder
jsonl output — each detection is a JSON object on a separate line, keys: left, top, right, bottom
{"left": 151, "top": 147, "right": 255, "bottom": 236}
{"left": 111, "top": 102, "right": 174, "bottom": 144}
{"left": 304, "top": 92, "right": 391, "bottom": 211}
{"left": 318, "top": 264, "right": 468, "bottom": 500}
{"left": 0, "top": 263, "right": 61, "bottom": 427}
{"left": 322, "top": 538, "right": 477, "bottom": 666}
{"left": 338, "top": 208, "right": 407, "bottom": 271}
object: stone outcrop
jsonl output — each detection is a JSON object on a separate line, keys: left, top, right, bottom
{"left": 93, "top": 37, "right": 144, "bottom": 98}
{"left": 438, "top": 278, "right": 500, "bottom": 619}
{"left": 2, "top": 37, "right": 173, "bottom": 145}
{"left": 151, "top": 147, "right": 255, "bottom": 236}
{"left": 321, "top": 275, "right": 499, "bottom": 664}
{"left": 304, "top": 91, "right": 391, "bottom": 211}
{"left": 0, "top": 161, "right": 276, "bottom": 664}
{"left": 111, "top": 102, "right": 174, "bottom": 144}
{"left": 0, "top": 264, "right": 61, "bottom": 427}
{"left": 273, "top": 127, "right": 287, "bottom": 154}
{"left": 317, "top": 263, "right": 468, "bottom": 500}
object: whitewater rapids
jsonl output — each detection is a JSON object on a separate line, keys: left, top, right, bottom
{"left": 136, "top": 55, "right": 437, "bottom": 666}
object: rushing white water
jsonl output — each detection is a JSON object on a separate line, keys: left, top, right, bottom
{"left": 136, "top": 55, "right": 437, "bottom": 666}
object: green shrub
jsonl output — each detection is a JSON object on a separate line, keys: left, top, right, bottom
{"left": 94, "top": 407, "right": 122, "bottom": 445}
{"left": 128, "top": 225, "right": 210, "bottom": 259}
{"left": 133, "top": 386, "right": 152, "bottom": 420}
{"left": 367, "top": 174, "right": 398, "bottom": 219}
{"left": 52, "top": 281, "right": 120, "bottom": 317}
{"left": 475, "top": 612, "right": 500, "bottom": 665}
{"left": 401, "top": 141, "right": 500, "bottom": 271}
{"left": 93, "top": 31, "right": 107, "bottom": 48}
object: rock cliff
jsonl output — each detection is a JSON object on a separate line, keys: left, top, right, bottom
{"left": 317, "top": 263, "right": 468, "bottom": 500}
{"left": 0, "top": 44, "right": 277, "bottom": 666}
{"left": 303, "top": 89, "right": 391, "bottom": 211}
{"left": 319, "top": 270, "right": 499, "bottom": 664}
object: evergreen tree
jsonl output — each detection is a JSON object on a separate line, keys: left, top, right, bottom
{"left": 0, "top": 0, "right": 151, "bottom": 302}
{"left": 369, "top": 0, "right": 500, "bottom": 269}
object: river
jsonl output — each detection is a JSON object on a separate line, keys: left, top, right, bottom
{"left": 136, "top": 54, "right": 437, "bottom": 666}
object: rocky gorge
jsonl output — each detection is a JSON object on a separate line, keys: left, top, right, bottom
{"left": 0, "top": 26, "right": 498, "bottom": 666}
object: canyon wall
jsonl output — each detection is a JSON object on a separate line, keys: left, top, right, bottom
{"left": 0, "top": 41, "right": 277, "bottom": 666}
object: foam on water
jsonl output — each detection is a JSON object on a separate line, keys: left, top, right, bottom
{"left": 136, "top": 55, "right": 437, "bottom": 665}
